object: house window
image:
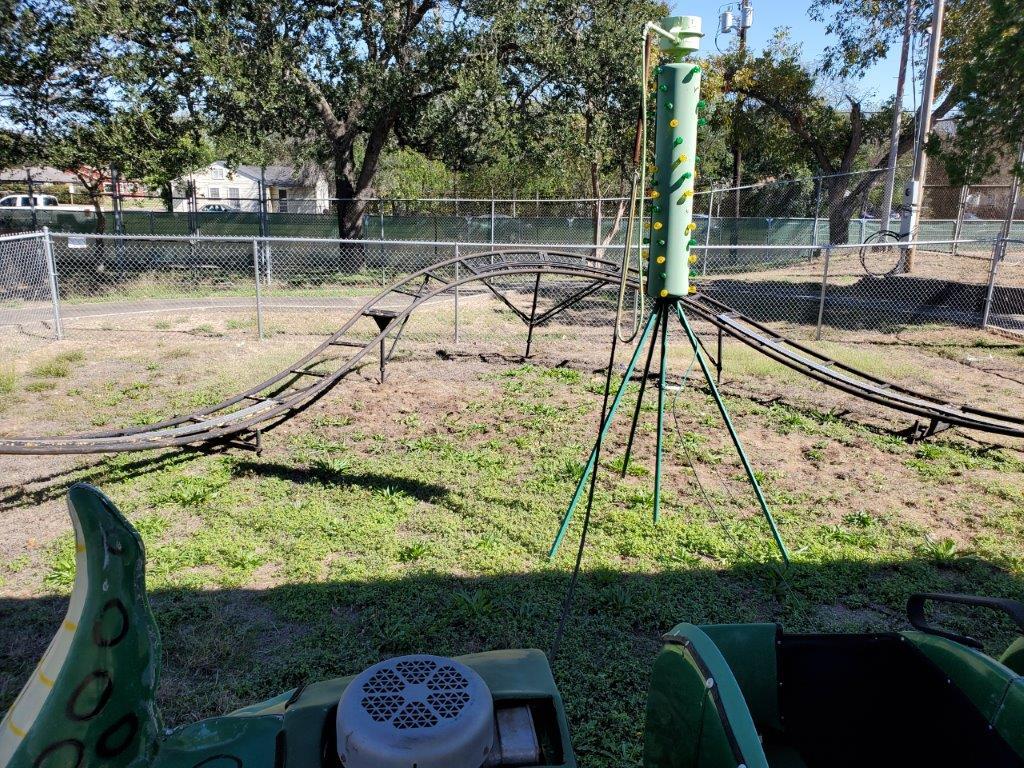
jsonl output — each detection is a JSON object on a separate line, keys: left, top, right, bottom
{"left": 208, "top": 187, "right": 221, "bottom": 199}
{"left": 278, "top": 189, "right": 288, "bottom": 213}
{"left": 228, "top": 187, "right": 240, "bottom": 202}
{"left": 211, "top": 166, "right": 225, "bottom": 181}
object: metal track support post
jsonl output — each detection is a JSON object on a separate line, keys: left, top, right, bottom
{"left": 42, "top": 227, "right": 63, "bottom": 340}
{"left": 525, "top": 273, "right": 542, "bottom": 358}
{"left": 548, "top": 309, "right": 659, "bottom": 558}
{"left": 252, "top": 238, "right": 264, "bottom": 340}
{"left": 675, "top": 303, "right": 790, "bottom": 566}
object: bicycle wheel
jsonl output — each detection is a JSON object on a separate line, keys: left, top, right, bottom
{"left": 859, "top": 230, "right": 904, "bottom": 277}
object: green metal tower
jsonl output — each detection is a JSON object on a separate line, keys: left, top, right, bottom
{"left": 646, "top": 16, "right": 702, "bottom": 300}
{"left": 549, "top": 14, "right": 789, "bottom": 566}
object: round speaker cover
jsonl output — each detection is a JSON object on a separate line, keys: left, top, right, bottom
{"left": 336, "top": 654, "right": 494, "bottom": 768}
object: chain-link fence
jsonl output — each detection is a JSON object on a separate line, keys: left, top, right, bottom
{"left": 3, "top": 226, "right": 1023, "bottom": 342}
{"left": 0, "top": 231, "right": 62, "bottom": 335}
{"left": 4, "top": 169, "right": 1020, "bottom": 251}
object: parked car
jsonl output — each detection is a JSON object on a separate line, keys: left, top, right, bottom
{"left": 199, "top": 203, "right": 239, "bottom": 212}
{"left": 0, "top": 194, "right": 59, "bottom": 207}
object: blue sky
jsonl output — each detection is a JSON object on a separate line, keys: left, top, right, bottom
{"left": 672, "top": 0, "right": 904, "bottom": 109}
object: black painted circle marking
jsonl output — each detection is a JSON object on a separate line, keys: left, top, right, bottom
{"left": 65, "top": 670, "right": 113, "bottom": 722}
{"left": 32, "top": 739, "right": 84, "bottom": 768}
{"left": 105, "top": 533, "right": 125, "bottom": 555}
{"left": 92, "top": 598, "right": 129, "bottom": 647}
{"left": 95, "top": 712, "right": 139, "bottom": 758}
{"left": 193, "top": 755, "right": 243, "bottom": 768}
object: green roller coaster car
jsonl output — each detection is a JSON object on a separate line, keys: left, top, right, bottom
{"left": 1, "top": 484, "right": 1022, "bottom": 767}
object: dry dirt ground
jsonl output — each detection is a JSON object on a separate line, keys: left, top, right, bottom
{"left": 0, "top": 294, "right": 1023, "bottom": 766}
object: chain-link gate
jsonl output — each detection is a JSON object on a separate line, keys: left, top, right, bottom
{"left": 0, "top": 231, "right": 62, "bottom": 337}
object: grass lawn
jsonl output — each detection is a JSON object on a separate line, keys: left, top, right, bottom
{"left": 1, "top": 310, "right": 1024, "bottom": 767}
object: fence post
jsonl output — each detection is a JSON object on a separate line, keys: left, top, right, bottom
{"left": 42, "top": 227, "right": 64, "bottom": 340}
{"left": 490, "top": 199, "right": 496, "bottom": 250}
{"left": 702, "top": 186, "right": 716, "bottom": 277}
{"left": 812, "top": 178, "right": 822, "bottom": 247}
{"left": 951, "top": 184, "right": 968, "bottom": 257}
{"left": 981, "top": 239, "right": 1002, "bottom": 329}
{"left": 252, "top": 238, "right": 264, "bottom": 340}
{"left": 27, "top": 169, "right": 38, "bottom": 231}
{"left": 985, "top": 141, "right": 1024, "bottom": 327}
{"left": 454, "top": 243, "right": 460, "bottom": 343}
{"left": 815, "top": 245, "right": 832, "bottom": 341}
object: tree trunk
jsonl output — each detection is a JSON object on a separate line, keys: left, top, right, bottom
{"left": 333, "top": 147, "right": 367, "bottom": 240}
{"left": 823, "top": 176, "right": 853, "bottom": 245}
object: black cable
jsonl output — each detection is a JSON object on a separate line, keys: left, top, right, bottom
{"left": 549, "top": 302, "right": 651, "bottom": 662}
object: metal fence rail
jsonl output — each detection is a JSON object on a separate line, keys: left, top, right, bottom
{"left": 2, "top": 229, "right": 1023, "bottom": 342}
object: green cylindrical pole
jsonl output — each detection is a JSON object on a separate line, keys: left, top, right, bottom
{"left": 646, "top": 16, "right": 703, "bottom": 300}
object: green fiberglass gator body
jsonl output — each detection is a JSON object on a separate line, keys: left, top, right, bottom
{"left": 3, "top": 484, "right": 1024, "bottom": 768}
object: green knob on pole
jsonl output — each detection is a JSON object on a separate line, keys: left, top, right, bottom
{"left": 673, "top": 137, "right": 683, "bottom": 146}
{"left": 665, "top": 101, "right": 673, "bottom": 110}
{"left": 657, "top": 239, "right": 666, "bottom": 246}
{"left": 697, "top": 99, "right": 707, "bottom": 110}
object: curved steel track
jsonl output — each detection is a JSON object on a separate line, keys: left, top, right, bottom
{"left": 1, "top": 247, "right": 1021, "bottom": 454}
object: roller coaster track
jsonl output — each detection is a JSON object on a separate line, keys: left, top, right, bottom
{"left": 0, "top": 247, "right": 1020, "bottom": 455}
{"left": 680, "top": 293, "right": 1024, "bottom": 441}
{"left": 0, "top": 249, "right": 627, "bottom": 454}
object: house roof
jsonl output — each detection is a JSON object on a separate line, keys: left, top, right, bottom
{"left": 0, "top": 166, "right": 80, "bottom": 185}
{"left": 207, "top": 161, "right": 322, "bottom": 188}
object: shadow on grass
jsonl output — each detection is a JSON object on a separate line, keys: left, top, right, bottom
{"left": 702, "top": 275, "right": 1008, "bottom": 333}
{"left": 0, "top": 450, "right": 202, "bottom": 511}
{"left": 232, "top": 460, "right": 451, "bottom": 503}
{"left": 2, "top": 558, "right": 1022, "bottom": 764}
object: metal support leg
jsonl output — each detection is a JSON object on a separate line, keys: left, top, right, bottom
{"left": 525, "top": 273, "right": 542, "bottom": 358}
{"left": 653, "top": 304, "right": 669, "bottom": 523}
{"left": 620, "top": 309, "right": 663, "bottom": 477}
{"left": 675, "top": 303, "right": 791, "bottom": 566}
{"left": 549, "top": 309, "right": 659, "bottom": 559}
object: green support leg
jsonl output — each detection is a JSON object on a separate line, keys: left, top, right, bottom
{"left": 620, "top": 309, "right": 663, "bottom": 478}
{"left": 548, "top": 309, "right": 660, "bottom": 559}
{"left": 653, "top": 303, "right": 669, "bottom": 523}
{"left": 675, "top": 303, "right": 791, "bottom": 566}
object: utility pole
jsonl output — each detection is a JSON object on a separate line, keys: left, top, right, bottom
{"left": 901, "top": 0, "right": 945, "bottom": 271}
{"left": 879, "top": 0, "right": 915, "bottom": 233}
{"left": 731, "top": 0, "right": 751, "bottom": 219}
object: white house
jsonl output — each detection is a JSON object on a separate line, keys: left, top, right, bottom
{"left": 172, "top": 161, "right": 330, "bottom": 214}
